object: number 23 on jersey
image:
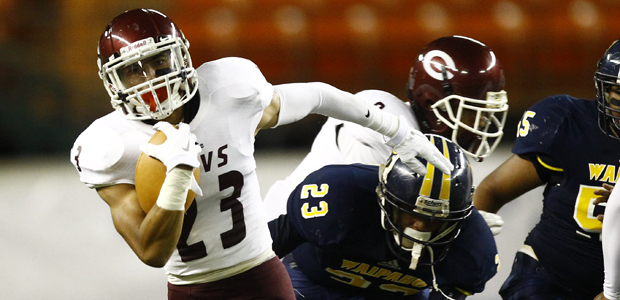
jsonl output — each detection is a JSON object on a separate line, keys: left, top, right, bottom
{"left": 300, "top": 184, "right": 330, "bottom": 219}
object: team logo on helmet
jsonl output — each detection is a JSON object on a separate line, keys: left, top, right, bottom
{"left": 422, "top": 50, "right": 456, "bottom": 81}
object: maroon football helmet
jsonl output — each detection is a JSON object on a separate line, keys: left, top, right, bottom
{"left": 97, "top": 9, "right": 198, "bottom": 120}
{"left": 407, "top": 36, "right": 508, "bottom": 161}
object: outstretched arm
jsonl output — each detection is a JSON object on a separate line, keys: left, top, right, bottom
{"left": 474, "top": 154, "right": 544, "bottom": 213}
{"left": 257, "top": 82, "right": 453, "bottom": 175}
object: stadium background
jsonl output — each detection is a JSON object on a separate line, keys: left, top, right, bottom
{"left": 0, "top": 0, "right": 614, "bottom": 299}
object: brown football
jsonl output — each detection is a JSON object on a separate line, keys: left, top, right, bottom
{"left": 135, "top": 130, "right": 199, "bottom": 213}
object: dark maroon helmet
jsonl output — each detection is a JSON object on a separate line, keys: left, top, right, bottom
{"left": 407, "top": 36, "right": 508, "bottom": 160}
{"left": 97, "top": 9, "right": 197, "bottom": 120}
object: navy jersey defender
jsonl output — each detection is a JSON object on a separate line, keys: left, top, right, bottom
{"left": 504, "top": 95, "right": 620, "bottom": 298}
{"left": 269, "top": 135, "right": 499, "bottom": 300}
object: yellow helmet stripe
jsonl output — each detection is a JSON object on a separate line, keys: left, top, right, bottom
{"left": 419, "top": 136, "right": 452, "bottom": 200}
{"left": 439, "top": 138, "right": 451, "bottom": 200}
{"left": 420, "top": 136, "right": 435, "bottom": 197}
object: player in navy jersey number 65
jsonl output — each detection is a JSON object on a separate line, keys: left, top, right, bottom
{"left": 474, "top": 39, "right": 620, "bottom": 300}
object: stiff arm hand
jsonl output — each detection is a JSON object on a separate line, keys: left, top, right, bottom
{"left": 270, "top": 83, "right": 453, "bottom": 176}
{"left": 386, "top": 116, "right": 454, "bottom": 175}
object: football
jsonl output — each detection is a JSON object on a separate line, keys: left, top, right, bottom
{"left": 135, "top": 130, "right": 200, "bottom": 213}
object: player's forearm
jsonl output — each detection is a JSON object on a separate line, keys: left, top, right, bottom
{"left": 273, "top": 82, "right": 399, "bottom": 138}
{"left": 472, "top": 180, "right": 505, "bottom": 213}
{"left": 133, "top": 167, "right": 193, "bottom": 267}
{"left": 135, "top": 206, "right": 185, "bottom": 267}
{"left": 108, "top": 202, "right": 184, "bottom": 268}
{"left": 474, "top": 155, "right": 542, "bottom": 213}
{"left": 602, "top": 187, "right": 620, "bottom": 300}
{"left": 100, "top": 181, "right": 187, "bottom": 267}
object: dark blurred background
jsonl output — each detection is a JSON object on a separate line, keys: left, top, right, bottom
{"left": 1, "top": 0, "right": 618, "bottom": 156}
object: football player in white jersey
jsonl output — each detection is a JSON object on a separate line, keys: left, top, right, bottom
{"left": 263, "top": 90, "right": 418, "bottom": 220}
{"left": 263, "top": 36, "right": 510, "bottom": 237}
{"left": 69, "top": 8, "right": 453, "bottom": 300}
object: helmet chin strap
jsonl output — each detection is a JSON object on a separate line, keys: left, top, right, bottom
{"left": 428, "top": 246, "right": 457, "bottom": 300}
{"left": 399, "top": 225, "right": 459, "bottom": 300}
{"left": 394, "top": 227, "right": 431, "bottom": 270}
{"left": 394, "top": 223, "right": 459, "bottom": 270}
{"left": 392, "top": 228, "right": 459, "bottom": 300}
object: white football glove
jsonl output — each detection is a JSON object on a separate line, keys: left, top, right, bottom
{"left": 140, "top": 122, "right": 201, "bottom": 173}
{"left": 478, "top": 210, "right": 504, "bottom": 236}
{"left": 386, "top": 116, "right": 454, "bottom": 175}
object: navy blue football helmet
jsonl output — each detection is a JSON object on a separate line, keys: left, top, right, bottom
{"left": 377, "top": 134, "right": 473, "bottom": 269}
{"left": 595, "top": 39, "right": 620, "bottom": 139}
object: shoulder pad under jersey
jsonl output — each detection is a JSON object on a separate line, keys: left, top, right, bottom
{"left": 286, "top": 164, "right": 380, "bottom": 246}
{"left": 513, "top": 94, "right": 576, "bottom": 156}
{"left": 196, "top": 57, "right": 273, "bottom": 107}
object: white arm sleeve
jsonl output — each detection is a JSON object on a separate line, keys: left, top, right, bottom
{"left": 603, "top": 186, "right": 620, "bottom": 300}
{"left": 273, "top": 82, "right": 453, "bottom": 176}
{"left": 273, "top": 82, "right": 400, "bottom": 138}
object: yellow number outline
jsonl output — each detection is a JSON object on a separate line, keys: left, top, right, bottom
{"left": 517, "top": 111, "right": 536, "bottom": 137}
{"left": 573, "top": 185, "right": 604, "bottom": 233}
{"left": 301, "top": 201, "right": 329, "bottom": 219}
{"left": 299, "top": 184, "right": 330, "bottom": 219}
{"left": 300, "top": 184, "right": 329, "bottom": 199}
